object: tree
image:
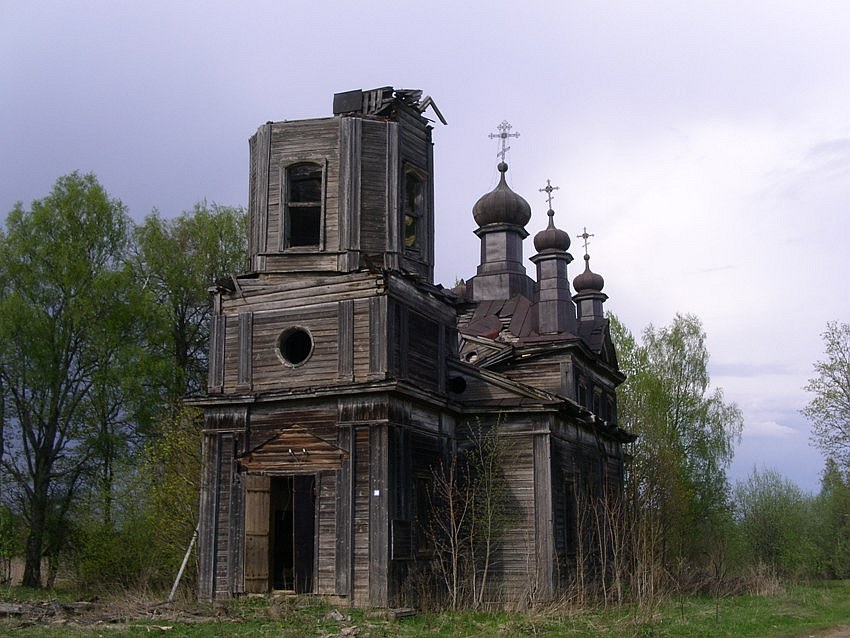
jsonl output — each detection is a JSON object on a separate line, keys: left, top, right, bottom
{"left": 803, "top": 321, "right": 850, "bottom": 469}
{"left": 0, "top": 173, "right": 132, "bottom": 587}
{"left": 733, "top": 468, "right": 818, "bottom": 578}
{"left": 426, "top": 420, "right": 514, "bottom": 609}
{"left": 609, "top": 313, "right": 743, "bottom": 577}
{"left": 131, "top": 203, "right": 247, "bottom": 406}
{"left": 813, "top": 459, "right": 850, "bottom": 578}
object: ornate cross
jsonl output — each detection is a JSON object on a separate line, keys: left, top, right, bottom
{"left": 489, "top": 120, "right": 520, "bottom": 162}
{"left": 539, "top": 179, "right": 559, "bottom": 210}
{"left": 578, "top": 226, "right": 595, "bottom": 256}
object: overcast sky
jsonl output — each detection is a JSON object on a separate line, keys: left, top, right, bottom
{"left": 2, "top": 1, "right": 848, "bottom": 492}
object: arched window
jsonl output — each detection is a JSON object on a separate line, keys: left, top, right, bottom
{"left": 284, "top": 162, "right": 323, "bottom": 248}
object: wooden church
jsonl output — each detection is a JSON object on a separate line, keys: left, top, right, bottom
{"left": 194, "top": 87, "right": 634, "bottom": 606}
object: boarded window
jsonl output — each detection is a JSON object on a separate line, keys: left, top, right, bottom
{"left": 285, "top": 163, "right": 323, "bottom": 248}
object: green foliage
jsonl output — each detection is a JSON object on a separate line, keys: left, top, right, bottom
{"left": 609, "top": 312, "right": 743, "bottom": 576}
{"left": 5, "top": 583, "right": 850, "bottom": 637}
{"left": 803, "top": 321, "right": 850, "bottom": 470}
{"left": 0, "top": 172, "right": 133, "bottom": 587}
{"left": 733, "top": 468, "right": 819, "bottom": 578}
{"left": 0, "top": 173, "right": 246, "bottom": 591}
{"left": 140, "top": 405, "right": 203, "bottom": 571}
{"left": 131, "top": 202, "right": 247, "bottom": 403}
{"left": 813, "top": 460, "right": 850, "bottom": 578}
{"left": 0, "top": 505, "right": 19, "bottom": 584}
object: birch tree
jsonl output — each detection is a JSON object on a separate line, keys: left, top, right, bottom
{"left": 610, "top": 313, "right": 743, "bottom": 573}
{"left": 803, "top": 321, "right": 850, "bottom": 469}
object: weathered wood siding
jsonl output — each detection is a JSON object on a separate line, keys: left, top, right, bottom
{"left": 198, "top": 407, "right": 248, "bottom": 600}
{"left": 316, "top": 470, "right": 337, "bottom": 594}
{"left": 491, "top": 433, "right": 538, "bottom": 600}
{"left": 243, "top": 474, "right": 271, "bottom": 593}
{"left": 397, "top": 109, "right": 434, "bottom": 282}
{"left": 352, "top": 427, "right": 371, "bottom": 605}
{"left": 213, "top": 272, "right": 388, "bottom": 395}
{"left": 359, "top": 119, "right": 390, "bottom": 257}
{"left": 269, "top": 118, "right": 340, "bottom": 255}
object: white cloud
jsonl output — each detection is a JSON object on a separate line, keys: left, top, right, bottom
{"left": 744, "top": 420, "right": 799, "bottom": 439}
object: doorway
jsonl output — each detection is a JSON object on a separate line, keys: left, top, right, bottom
{"left": 270, "top": 475, "right": 315, "bottom": 592}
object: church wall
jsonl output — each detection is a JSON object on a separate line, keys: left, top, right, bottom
{"left": 359, "top": 120, "right": 390, "bottom": 256}
{"left": 268, "top": 118, "right": 341, "bottom": 255}
{"left": 316, "top": 470, "right": 338, "bottom": 594}
{"left": 213, "top": 272, "right": 388, "bottom": 394}
{"left": 491, "top": 432, "right": 538, "bottom": 599}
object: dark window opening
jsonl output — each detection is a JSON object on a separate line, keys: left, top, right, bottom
{"left": 593, "top": 391, "right": 602, "bottom": 419}
{"left": 404, "top": 171, "right": 424, "bottom": 250}
{"left": 285, "top": 163, "right": 323, "bottom": 248}
{"left": 289, "top": 207, "right": 321, "bottom": 247}
{"left": 414, "top": 475, "right": 435, "bottom": 557}
{"left": 576, "top": 375, "right": 588, "bottom": 409}
{"left": 278, "top": 327, "right": 313, "bottom": 366}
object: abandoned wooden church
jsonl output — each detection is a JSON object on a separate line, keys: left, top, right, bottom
{"left": 194, "top": 87, "right": 634, "bottom": 606}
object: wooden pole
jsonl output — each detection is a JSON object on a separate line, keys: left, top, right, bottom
{"left": 168, "top": 526, "right": 198, "bottom": 603}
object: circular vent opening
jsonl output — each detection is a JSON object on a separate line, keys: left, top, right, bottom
{"left": 448, "top": 376, "right": 468, "bottom": 394}
{"left": 277, "top": 327, "right": 313, "bottom": 367}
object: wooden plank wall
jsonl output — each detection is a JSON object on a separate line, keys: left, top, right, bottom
{"left": 243, "top": 474, "right": 271, "bottom": 593}
{"left": 252, "top": 305, "right": 339, "bottom": 393}
{"left": 268, "top": 118, "right": 340, "bottom": 255}
{"left": 359, "top": 120, "right": 389, "bottom": 256}
{"left": 249, "top": 405, "right": 338, "bottom": 449}
{"left": 490, "top": 434, "right": 537, "bottom": 600}
{"left": 219, "top": 273, "right": 384, "bottom": 393}
{"left": 197, "top": 432, "right": 219, "bottom": 600}
{"left": 316, "top": 470, "right": 337, "bottom": 594}
{"left": 397, "top": 109, "right": 434, "bottom": 281}
{"left": 335, "top": 426, "right": 353, "bottom": 596}
{"left": 352, "top": 428, "right": 371, "bottom": 605}
{"left": 338, "top": 116, "right": 361, "bottom": 271}
{"left": 368, "top": 425, "right": 389, "bottom": 606}
{"left": 214, "top": 432, "right": 235, "bottom": 598}
{"left": 533, "top": 432, "right": 554, "bottom": 599}
{"left": 248, "top": 123, "right": 271, "bottom": 270}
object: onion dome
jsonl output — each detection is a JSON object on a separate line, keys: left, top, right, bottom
{"left": 573, "top": 254, "right": 605, "bottom": 292}
{"left": 472, "top": 162, "right": 532, "bottom": 227}
{"left": 533, "top": 209, "right": 571, "bottom": 252}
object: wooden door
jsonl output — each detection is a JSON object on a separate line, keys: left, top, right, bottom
{"left": 244, "top": 474, "right": 271, "bottom": 593}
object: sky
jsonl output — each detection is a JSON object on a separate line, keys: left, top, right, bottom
{"left": 2, "top": 0, "right": 849, "bottom": 492}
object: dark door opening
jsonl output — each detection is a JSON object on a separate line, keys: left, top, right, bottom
{"left": 270, "top": 475, "right": 315, "bottom": 592}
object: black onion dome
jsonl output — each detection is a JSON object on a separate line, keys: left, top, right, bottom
{"left": 533, "top": 209, "right": 571, "bottom": 252}
{"left": 472, "top": 162, "right": 532, "bottom": 227}
{"left": 573, "top": 254, "right": 605, "bottom": 292}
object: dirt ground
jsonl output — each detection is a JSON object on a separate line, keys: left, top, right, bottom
{"left": 2, "top": 598, "right": 850, "bottom": 636}
{"left": 0, "top": 598, "right": 212, "bottom": 631}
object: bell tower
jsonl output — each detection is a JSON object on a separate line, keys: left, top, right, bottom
{"left": 247, "top": 87, "right": 440, "bottom": 282}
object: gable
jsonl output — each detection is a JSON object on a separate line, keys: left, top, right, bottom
{"left": 240, "top": 425, "right": 348, "bottom": 473}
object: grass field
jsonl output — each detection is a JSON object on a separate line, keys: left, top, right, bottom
{"left": 2, "top": 580, "right": 849, "bottom": 637}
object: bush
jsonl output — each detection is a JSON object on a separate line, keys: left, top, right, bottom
{"left": 733, "top": 468, "right": 820, "bottom": 579}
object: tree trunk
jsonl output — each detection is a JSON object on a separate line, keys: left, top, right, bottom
{"left": 22, "top": 463, "right": 50, "bottom": 588}
{"left": 22, "top": 508, "right": 44, "bottom": 587}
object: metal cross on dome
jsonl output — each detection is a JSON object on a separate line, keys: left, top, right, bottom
{"left": 539, "top": 179, "right": 559, "bottom": 210}
{"left": 578, "top": 227, "right": 595, "bottom": 256}
{"left": 489, "top": 120, "right": 520, "bottom": 162}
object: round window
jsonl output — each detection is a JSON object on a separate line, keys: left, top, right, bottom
{"left": 277, "top": 327, "right": 313, "bottom": 367}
